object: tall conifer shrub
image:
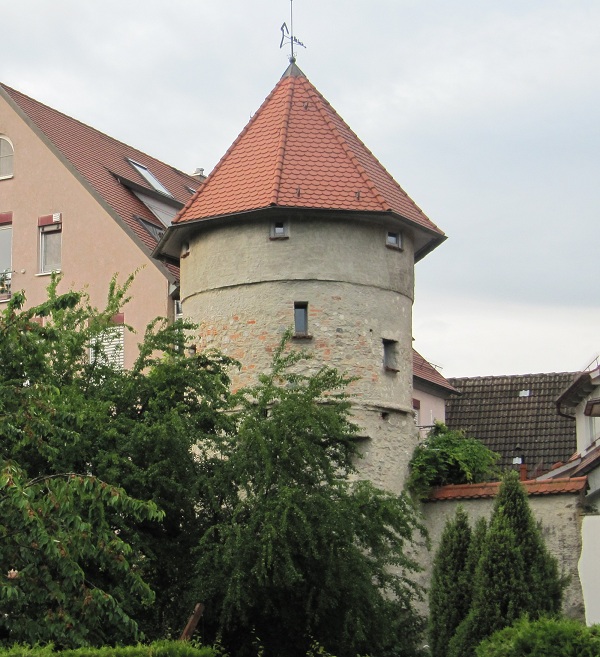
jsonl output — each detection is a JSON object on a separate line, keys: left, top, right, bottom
{"left": 428, "top": 506, "right": 473, "bottom": 657}
{"left": 447, "top": 471, "right": 565, "bottom": 657}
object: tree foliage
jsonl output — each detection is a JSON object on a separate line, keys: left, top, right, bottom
{"left": 447, "top": 471, "right": 565, "bottom": 657}
{"left": 194, "top": 336, "right": 428, "bottom": 657}
{"left": 407, "top": 423, "right": 499, "bottom": 499}
{"left": 0, "top": 281, "right": 427, "bottom": 655}
{"left": 475, "top": 616, "right": 600, "bottom": 657}
{"left": 0, "top": 276, "right": 236, "bottom": 645}
{"left": 428, "top": 507, "right": 474, "bottom": 657}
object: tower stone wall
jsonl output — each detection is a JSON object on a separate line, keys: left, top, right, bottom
{"left": 181, "top": 213, "right": 419, "bottom": 493}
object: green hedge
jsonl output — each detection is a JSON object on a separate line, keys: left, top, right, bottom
{"left": 0, "top": 641, "right": 216, "bottom": 657}
{"left": 475, "top": 617, "right": 600, "bottom": 657}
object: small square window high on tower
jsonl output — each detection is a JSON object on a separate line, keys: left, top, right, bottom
{"left": 386, "top": 231, "right": 402, "bottom": 249}
{"left": 270, "top": 220, "right": 289, "bottom": 239}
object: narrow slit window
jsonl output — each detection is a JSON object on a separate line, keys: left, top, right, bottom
{"left": 383, "top": 339, "right": 400, "bottom": 372}
{"left": 294, "top": 302, "right": 308, "bottom": 335}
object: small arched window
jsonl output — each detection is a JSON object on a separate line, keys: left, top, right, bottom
{"left": 0, "top": 137, "right": 14, "bottom": 179}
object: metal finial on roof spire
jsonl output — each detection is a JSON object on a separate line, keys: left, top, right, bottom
{"left": 280, "top": 0, "right": 305, "bottom": 62}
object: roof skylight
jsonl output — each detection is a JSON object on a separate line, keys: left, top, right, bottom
{"left": 128, "top": 159, "right": 172, "bottom": 197}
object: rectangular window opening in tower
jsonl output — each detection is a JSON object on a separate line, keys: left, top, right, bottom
{"left": 294, "top": 302, "right": 309, "bottom": 338}
{"left": 270, "top": 220, "right": 289, "bottom": 240}
{"left": 383, "top": 339, "right": 400, "bottom": 372}
{"left": 386, "top": 231, "right": 402, "bottom": 249}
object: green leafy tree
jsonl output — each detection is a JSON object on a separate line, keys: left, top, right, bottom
{"left": 447, "top": 472, "right": 565, "bottom": 657}
{"left": 407, "top": 423, "right": 499, "bottom": 499}
{"left": 428, "top": 507, "right": 473, "bottom": 657}
{"left": 476, "top": 616, "right": 600, "bottom": 657}
{"left": 194, "top": 336, "right": 428, "bottom": 657}
{"left": 0, "top": 277, "right": 234, "bottom": 645}
{"left": 0, "top": 284, "right": 162, "bottom": 645}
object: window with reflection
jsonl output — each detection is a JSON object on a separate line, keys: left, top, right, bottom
{"left": 0, "top": 137, "right": 14, "bottom": 179}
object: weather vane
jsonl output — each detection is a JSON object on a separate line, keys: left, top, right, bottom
{"left": 280, "top": 0, "right": 305, "bottom": 63}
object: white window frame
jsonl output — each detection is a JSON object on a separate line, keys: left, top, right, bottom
{"left": 39, "top": 223, "right": 62, "bottom": 274}
{"left": 89, "top": 324, "right": 125, "bottom": 369}
{"left": 0, "top": 223, "right": 12, "bottom": 299}
{"left": 0, "top": 136, "right": 14, "bottom": 180}
{"left": 174, "top": 299, "right": 183, "bottom": 321}
{"left": 383, "top": 338, "right": 400, "bottom": 372}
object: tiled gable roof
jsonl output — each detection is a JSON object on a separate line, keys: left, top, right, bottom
{"left": 174, "top": 64, "right": 444, "bottom": 260}
{"left": 413, "top": 349, "right": 459, "bottom": 395}
{"left": 427, "top": 476, "right": 587, "bottom": 502}
{"left": 446, "top": 373, "right": 578, "bottom": 475}
{"left": 0, "top": 83, "right": 199, "bottom": 281}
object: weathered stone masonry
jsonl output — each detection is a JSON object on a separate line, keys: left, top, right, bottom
{"left": 181, "top": 213, "right": 418, "bottom": 492}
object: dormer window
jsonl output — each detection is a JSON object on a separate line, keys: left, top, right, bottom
{"left": 0, "top": 137, "right": 14, "bottom": 180}
{"left": 136, "top": 216, "right": 165, "bottom": 242}
{"left": 128, "top": 159, "right": 172, "bottom": 197}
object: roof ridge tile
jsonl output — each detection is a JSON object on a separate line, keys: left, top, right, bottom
{"left": 270, "top": 77, "right": 296, "bottom": 206}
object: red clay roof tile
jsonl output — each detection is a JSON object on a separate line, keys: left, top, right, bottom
{"left": 446, "top": 373, "right": 577, "bottom": 474}
{"left": 427, "top": 476, "right": 587, "bottom": 501}
{"left": 1, "top": 83, "right": 198, "bottom": 282}
{"left": 175, "top": 64, "right": 444, "bottom": 249}
{"left": 413, "top": 349, "right": 459, "bottom": 394}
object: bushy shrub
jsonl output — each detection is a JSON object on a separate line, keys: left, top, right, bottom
{"left": 0, "top": 642, "right": 216, "bottom": 657}
{"left": 407, "top": 423, "right": 499, "bottom": 498}
{"left": 447, "top": 472, "right": 565, "bottom": 657}
{"left": 475, "top": 616, "right": 600, "bottom": 657}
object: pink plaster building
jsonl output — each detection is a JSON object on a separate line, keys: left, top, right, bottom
{"left": 0, "top": 83, "right": 201, "bottom": 366}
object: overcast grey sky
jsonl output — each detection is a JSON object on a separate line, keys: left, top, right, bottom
{"left": 3, "top": 0, "right": 599, "bottom": 377}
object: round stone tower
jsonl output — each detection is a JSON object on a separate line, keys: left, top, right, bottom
{"left": 156, "top": 63, "right": 445, "bottom": 494}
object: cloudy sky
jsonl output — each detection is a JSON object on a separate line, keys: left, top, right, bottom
{"left": 3, "top": 0, "right": 599, "bottom": 377}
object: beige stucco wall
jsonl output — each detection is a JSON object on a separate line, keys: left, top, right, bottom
{"left": 579, "top": 514, "right": 600, "bottom": 624}
{"left": 417, "top": 494, "right": 585, "bottom": 620}
{"left": 181, "top": 214, "right": 418, "bottom": 493}
{"left": 0, "top": 95, "right": 170, "bottom": 367}
{"left": 412, "top": 385, "right": 447, "bottom": 437}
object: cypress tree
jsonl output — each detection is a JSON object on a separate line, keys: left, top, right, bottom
{"left": 428, "top": 506, "right": 473, "bottom": 657}
{"left": 448, "top": 515, "right": 528, "bottom": 657}
{"left": 447, "top": 471, "right": 565, "bottom": 657}
{"left": 490, "top": 470, "right": 564, "bottom": 616}
{"left": 464, "top": 516, "right": 487, "bottom": 585}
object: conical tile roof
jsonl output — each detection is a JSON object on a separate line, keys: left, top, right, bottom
{"left": 175, "top": 64, "right": 444, "bottom": 246}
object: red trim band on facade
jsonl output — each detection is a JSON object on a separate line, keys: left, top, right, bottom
{"left": 0, "top": 212, "right": 13, "bottom": 225}
{"left": 38, "top": 213, "right": 62, "bottom": 227}
{"left": 110, "top": 313, "right": 125, "bottom": 325}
